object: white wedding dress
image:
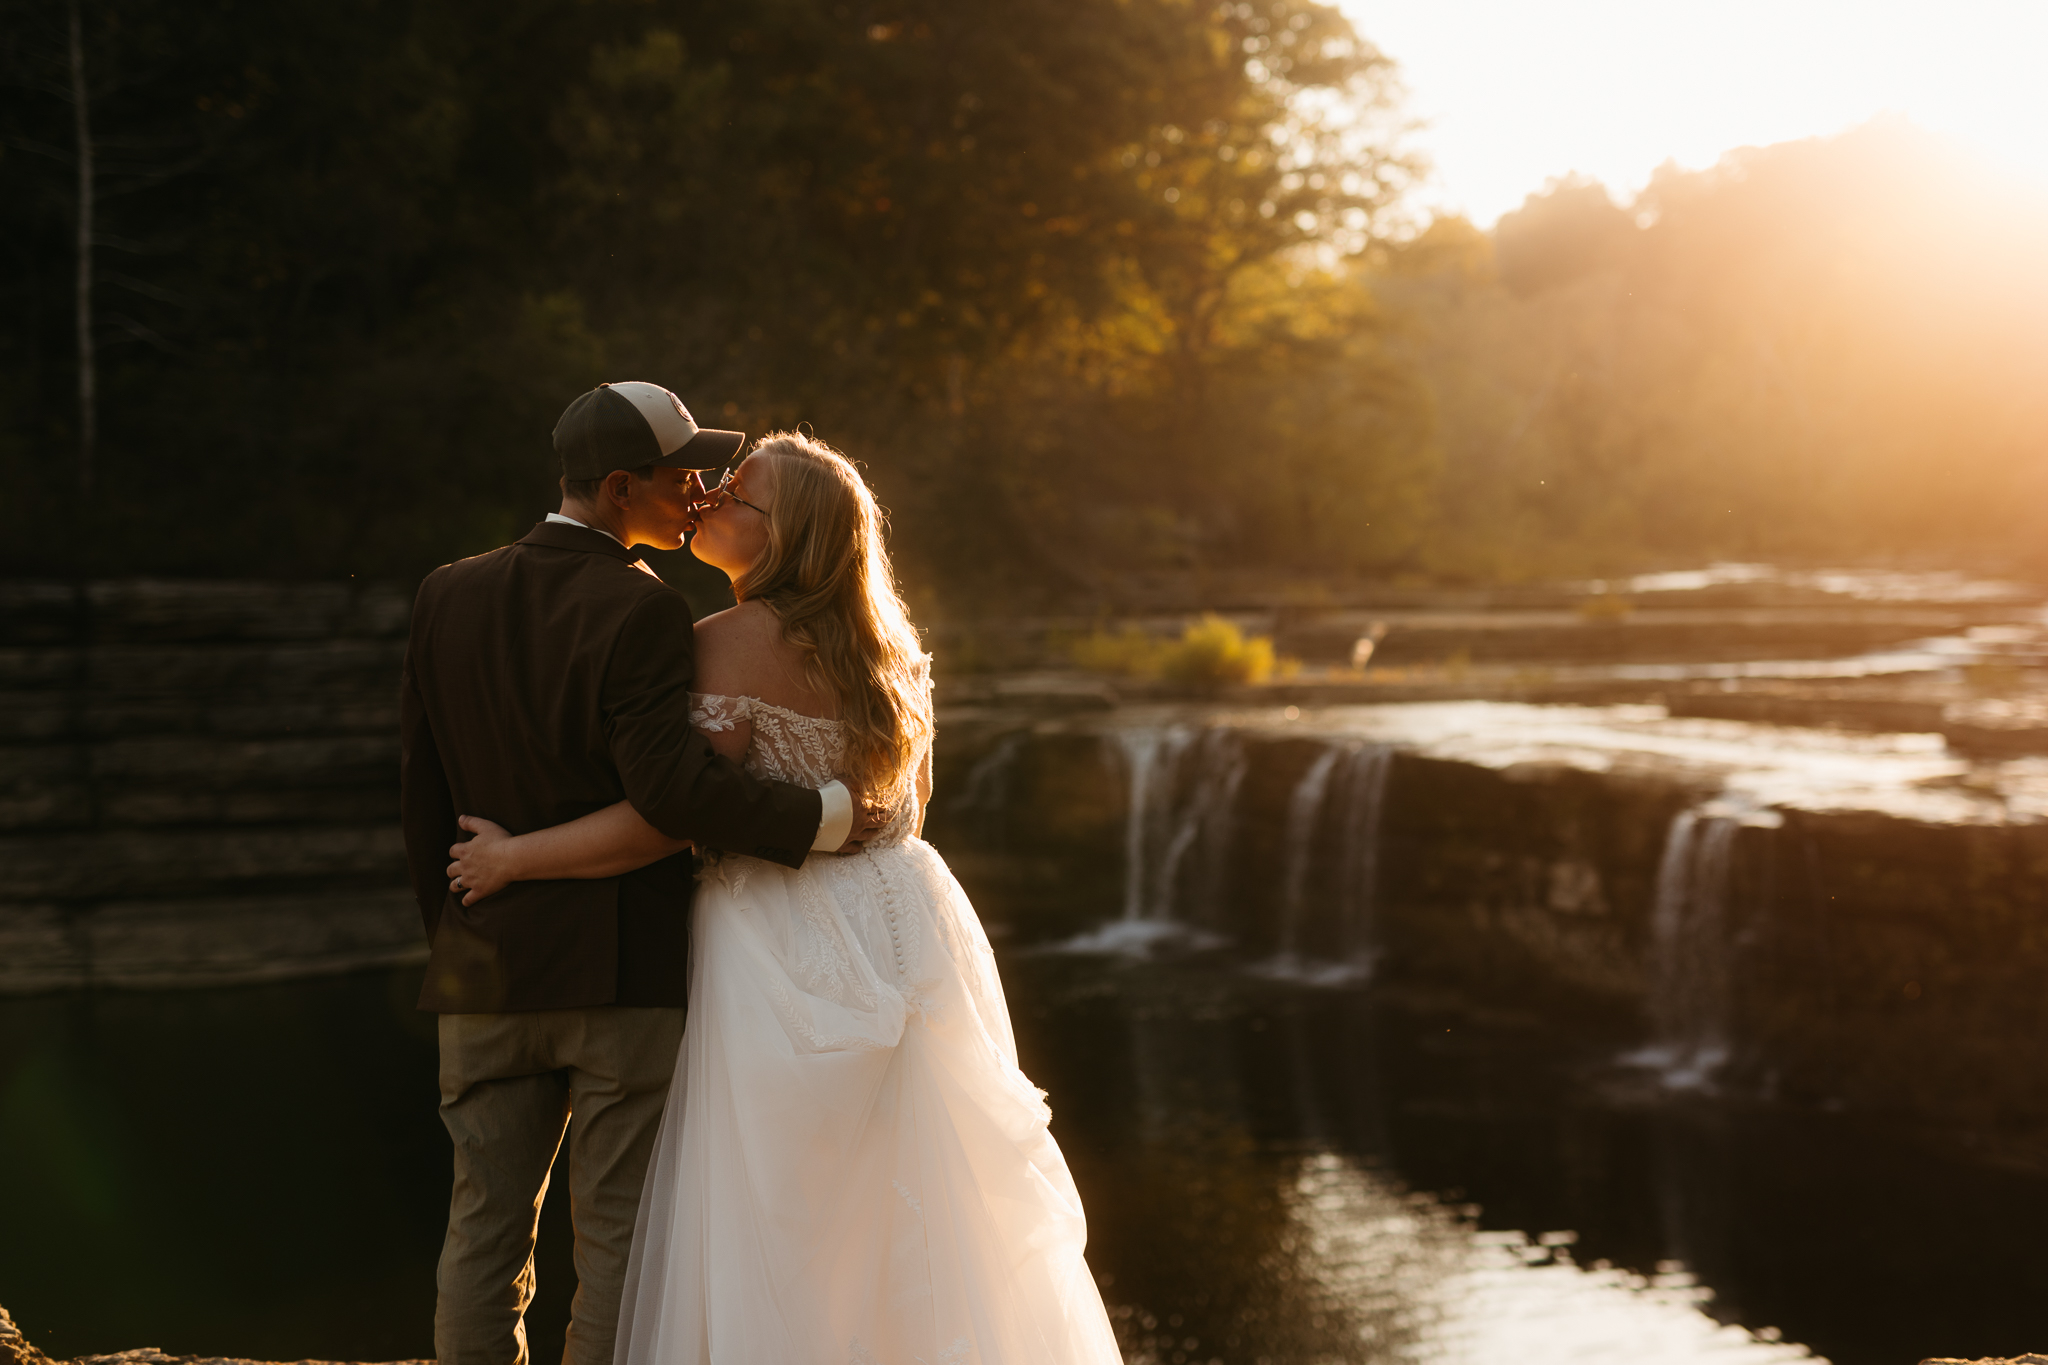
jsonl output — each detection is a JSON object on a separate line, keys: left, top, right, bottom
{"left": 613, "top": 685, "right": 1123, "bottom": 1365}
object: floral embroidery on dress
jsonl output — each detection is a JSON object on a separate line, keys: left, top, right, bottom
{"left": 688, "top": 693, "right": 751, "bottom": 733}
{"left": 690, "top": 655, "right": 931, "bottom": 852}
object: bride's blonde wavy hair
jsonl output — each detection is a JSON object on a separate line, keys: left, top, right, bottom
{"left": 731, "top": 431, "right": 932, "bottom": 800}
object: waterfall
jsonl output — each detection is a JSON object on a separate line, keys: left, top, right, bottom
{"left": 1063, "top": 726, "right": 1394, "bottom": 967}
{"left": 1271, "top": 748, "right": 1345, "bottom": 967}
{"left": 1142, "top": 727, "right": 1249, "bottom": 926}
{"left": 1628, "top": 799, "right": 1777, "bottom": 1089}
{"left": 1333, "top": 745, "right": 1394, "bottom": 966}
{"left": 1255, "top": 742, "right": 1396, "bottom": 986}
{"left": 1062, "top": 725, "right": 1245, "bottom": 954}
{"left": 947, "top": 730, "right": 1027, "bottom": 847}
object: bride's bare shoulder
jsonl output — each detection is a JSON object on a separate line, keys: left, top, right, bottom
{"left": 692, "top": 598, "right": 771, "bottom": 646}
{"left": 691, "top": 600, "right": 777, "bottom": 682}
{"left": 691, "top": 600, "right": 836, "bottom": 717}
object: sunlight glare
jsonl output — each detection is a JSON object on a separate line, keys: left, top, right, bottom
{"left": 1339, "top": 0, "right": 2048, "bottom": 223}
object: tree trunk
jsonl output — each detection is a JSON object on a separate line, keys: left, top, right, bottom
{"left": 69, "top": 0, "right": 96, "bottom": 495}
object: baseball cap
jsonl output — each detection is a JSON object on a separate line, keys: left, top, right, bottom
{"left": 553, "top": 382, "right": 746, "bottom": 480}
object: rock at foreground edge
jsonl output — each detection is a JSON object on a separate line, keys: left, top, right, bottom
{"left": 6, "top": 1304, "right": 2043, "bottom": 1365}
{"left": 0, "top": 1307, "right": 427, "bottom": 1365}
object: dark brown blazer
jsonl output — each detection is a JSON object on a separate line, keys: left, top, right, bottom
{"left": 400, "top": 521, "right": 823, "bottom": 1013}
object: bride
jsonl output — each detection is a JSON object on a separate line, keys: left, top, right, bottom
{"left": 444, "top": 431, "right": 1122, "bottom": 1365}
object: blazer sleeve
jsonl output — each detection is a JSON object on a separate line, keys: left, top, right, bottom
{"left": 603, "top": 588, "right": 823, "bottom": 868}
{"left": 400, "top": 637, "right": 460, "bottom": 936}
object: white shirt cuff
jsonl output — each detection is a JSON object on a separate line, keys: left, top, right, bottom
{"left": 812, "top": 780, "right": 854, "bottom": 852}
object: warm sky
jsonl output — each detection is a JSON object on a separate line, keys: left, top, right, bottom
{"left": 1336, "top": 0, "right": 2048, "bottom": 226}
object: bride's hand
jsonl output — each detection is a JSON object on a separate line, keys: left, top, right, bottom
{"left": 832, "top": 773, "right": 896, "bottom": 853}
{"left": 446, "top": 815, "right": 520, "bottom": 906}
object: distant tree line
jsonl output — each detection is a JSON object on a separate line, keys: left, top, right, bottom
{"left": 4, "top": 2, "right": 2044, "bottom": 609}
{"left": 1386, "top": 120, "right": 2048, "bottom": 582}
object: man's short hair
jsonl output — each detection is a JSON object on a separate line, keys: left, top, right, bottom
{"left": 560, "top": 464, "right": 655, "bottom": 502}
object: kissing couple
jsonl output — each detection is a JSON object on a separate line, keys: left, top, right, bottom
{"left": 400, "top": 382, "right": 1121, "bottom": 1365}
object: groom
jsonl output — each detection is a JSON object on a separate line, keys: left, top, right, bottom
{"left": 400, "top": 381, "right": 879, "bottom": 1365}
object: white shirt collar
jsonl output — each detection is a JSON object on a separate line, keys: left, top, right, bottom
{"left": 545, "top": 511, "right": 630, "bottom": 550}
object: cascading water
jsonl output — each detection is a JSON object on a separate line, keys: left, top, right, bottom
{"left": 947, "top": 729, "right": 1028, "bottom": 848}
{"left": 1332, "top": 745, "right": 1394, "bottom": 967}
{"left": 1628, "top": 799, "right": 1779, "bottom": 1090}
{"left": 1063, "top": 725, "right": 1247, "bottom": 954}
{"left": 1256, "top": 741, "right": 1397, "bottom": 985}
{"left": 1144, "top": 727, "right": 1250, "bottom": 927}
{"left": 1063, "top": 725, "right": 1394, "bottom": 968}
{"left": 1268, "top": 749, "right": 1345, "bottom": 971}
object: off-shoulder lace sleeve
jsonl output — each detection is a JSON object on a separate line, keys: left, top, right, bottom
{"left": 689, "top": 692, "right": 753, "bottom": 733}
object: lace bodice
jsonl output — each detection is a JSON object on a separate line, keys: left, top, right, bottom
{"left": 690, "top": 672, "right": 929, "bottom": 850}
{"left": 690, "top": 692, "right": 848, "bottom": 787}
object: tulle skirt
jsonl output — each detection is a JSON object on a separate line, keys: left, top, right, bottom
{"left": 613, "top": 837, "right": 1122, "bottom": 1365}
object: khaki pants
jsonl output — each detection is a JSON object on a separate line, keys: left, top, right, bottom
{"left": 434, "top": 1006, "right": 685, "bottom": 1365}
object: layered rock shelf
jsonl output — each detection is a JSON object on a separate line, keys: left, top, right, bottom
{"left": 932, "top": 712, "right": 2048, "bottom": 1174}
{"left": 0, "top": 582, "right": 423, "bottom": 992}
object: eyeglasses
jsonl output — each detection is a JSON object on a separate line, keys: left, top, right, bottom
{"left": 708, "top": 468, "right": 771, "bottom": 517}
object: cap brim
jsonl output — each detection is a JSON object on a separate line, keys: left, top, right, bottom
{"left": 652, "top": 427, "right": 746, "bottom": 471}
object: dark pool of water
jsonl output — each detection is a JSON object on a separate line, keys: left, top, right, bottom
{"left": 4, "top": 953, "right": 2046, "bottom": 1363}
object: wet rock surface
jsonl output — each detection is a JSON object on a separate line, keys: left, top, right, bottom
{"left": 0, "top": 1307, "right": 425, "bottom": 1365}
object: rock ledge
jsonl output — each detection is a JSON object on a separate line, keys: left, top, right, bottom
{"left": 6, "top": 1301, "right": 2039, "bottom": 1365}
{"left": 0, "top": 1307, "right": 425, "bottom": 1365}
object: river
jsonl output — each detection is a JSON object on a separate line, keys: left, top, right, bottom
{"left": 5, "top": 943, "right": 2046, "bottom": 1364}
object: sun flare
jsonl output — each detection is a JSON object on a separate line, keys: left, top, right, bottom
{"left": 1342, "top": 0, "right": 2048, "bottom": 223}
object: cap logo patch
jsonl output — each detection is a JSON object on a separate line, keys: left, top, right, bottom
{"left": 609, "top": 380, "right": 700, "bottom": 457}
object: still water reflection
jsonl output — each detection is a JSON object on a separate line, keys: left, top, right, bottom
{"left": 3, "top": 954, "right": 2046, "bottom": 1364}
{"left": 1015, "top": 954, "right": 2048, "bottom": 1365}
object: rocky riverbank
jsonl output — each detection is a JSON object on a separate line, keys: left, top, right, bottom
{"left": 6, "top": 1299, "right": 2037, "bottom": 1365}
{"left": 0, "top": 1307, "right": 423, "bottom": 1365}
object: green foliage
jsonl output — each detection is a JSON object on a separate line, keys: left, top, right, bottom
{"left": 1158, "top": 614, "right": 1277, "bottom": 687}
{"left": 1070, "top": 615, "right": 1276, "bottom": 687}
{"left": 1378, "top": 119, "right": 2048, "bottom": 581}
{"left": 5, "top": 6, "right": 2041, "bottom": 607}
{"left": 0, "top": 0, "right": 1428, "bottom": 606}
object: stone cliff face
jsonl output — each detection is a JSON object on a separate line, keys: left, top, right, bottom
{"left": 926, "top": 718, "right": 2048, "bottom": 1173}
{"left": 0, "top": 582, "right": 423, "bottom": 992}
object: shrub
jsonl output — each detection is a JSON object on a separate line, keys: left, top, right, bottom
{"left": 1158, "top": 615, "right": 1276, "bottom": 687}
{"left": 1069, "top": 614, "right": 1280, "bottom": 687}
